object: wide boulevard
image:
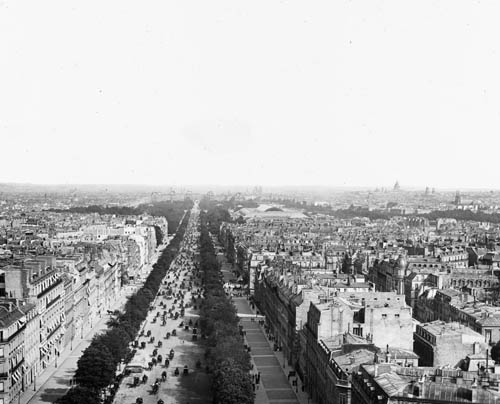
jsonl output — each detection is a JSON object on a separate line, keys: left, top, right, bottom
{"left": 113, "top": 205, "right": 210, "bottom": 404}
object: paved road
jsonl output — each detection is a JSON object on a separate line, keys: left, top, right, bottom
{"left": 113, "top": 207, "right": 209, "bottom": 404}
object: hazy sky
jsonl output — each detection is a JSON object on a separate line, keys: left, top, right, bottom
{"left": 1, "top": 1, "right": 500, "bottom": 189}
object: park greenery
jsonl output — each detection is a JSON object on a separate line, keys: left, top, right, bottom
{"left": 198, "top": 210, "right": 254, "bottom": 404}
{"left": 48, "top": 199, "right": 192, "bottom": 234}
{"left": 273, "top": 198, "right": 500, "bottom": 227}
{"left": 57, "top": 202, "right": 191, "bottom": 404}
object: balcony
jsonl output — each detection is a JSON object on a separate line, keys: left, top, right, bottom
{"left": 46, "top": 294, "right": 61, "bottom": 309}
{"left": 46, "top": 323, "right": 62, "bottom": 341}
{"left": 37, "top": 278, "right": 63, "bottom": 299}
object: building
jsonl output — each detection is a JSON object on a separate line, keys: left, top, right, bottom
{"left": 0, "top": 302, "right": 26, "bottom": 404}
{"left": 19, "top": 303, "right": 38, "bottom": 393}
{"left": 3, "top": 259, "right": 66, "bottom": 372}
{"left": 371, "top": 255, "right": 407, "bottom": 295}
{"left": 351, "top": 363, "right": 500, "bottom": 403}
{"left": 306, "top": 292, "right": 413, "bottom": 351}
{"left": 414, "top": 321, "right": 488, "bottom": 367}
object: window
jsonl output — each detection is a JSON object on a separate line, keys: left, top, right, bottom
{"left": 0, "top": 347, "right": 3, "bottom": 358}
{"left": 395, "top": 314, "right": 400, "bottom": 318}
{"left": 0, "top": 381, "right": 3, "bottom": 392}
{"left": 382, "top": 314, "right": 387, "bottom": 319}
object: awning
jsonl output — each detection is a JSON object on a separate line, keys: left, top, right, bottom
{"left": 11, "top": 370, "right": 21, "bottom": 384}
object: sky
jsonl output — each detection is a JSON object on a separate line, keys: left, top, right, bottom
{"left": 1, "top": 0, "right": 500, "bottom": 189}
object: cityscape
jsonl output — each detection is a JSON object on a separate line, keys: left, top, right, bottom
{"left": 2, "top": 185, "right": 500, "bottom": 403}
{"left": 3, "top": 1, "right": 500, "bottom": 404}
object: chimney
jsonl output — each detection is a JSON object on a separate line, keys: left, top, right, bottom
{"left": 385, "top": 345, "right": 391, "bottom": 363}
{"left": 471, "top": 378, "right": 478, "bottom": 402}
{"left": 418, "top": 374, "right": 427, "bottom": 398}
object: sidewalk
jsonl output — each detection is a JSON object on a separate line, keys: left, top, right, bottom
{"left": 235, "top": 297, "right": 312, "bottom": 404}
{"left": 235, "top": 297, "right": 317, "bottom": 404}
{"left": 20, "top": 287, "right": 132, "bottom": 404}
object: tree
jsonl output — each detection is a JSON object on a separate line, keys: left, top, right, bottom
{"left": 212, "top": 337, "right": 251, "bottom": 372}
{"left": 198, "top": 211, "right": 254, "bottom": 403}
{"left": 213, "top": 359, "right": 254, "bottom": 404}
{"left": 94, "top": 328, "right": 131, "bottom": 364}
{"left": 75, "top": 344, "right": 116, "bottom": 390}
{"left": 59, "top": 208, "right": 194, "bottom": 404}
{"left": 491, "top": 341, "right": 500, "bottom": 363}
{"left": 57, "top": 386, "right": 100, "bottom": 404}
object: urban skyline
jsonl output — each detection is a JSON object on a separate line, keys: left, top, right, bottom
{"left": 3, "top": 1, "right": 500, "bottom": 402}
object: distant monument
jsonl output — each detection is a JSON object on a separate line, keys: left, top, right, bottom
{"left": 393, "top": 181, "right": 401, "bottom": 191}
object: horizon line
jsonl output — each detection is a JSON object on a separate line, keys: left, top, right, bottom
{"left": 1, "top": 181, "right": 500, "bottom": 192}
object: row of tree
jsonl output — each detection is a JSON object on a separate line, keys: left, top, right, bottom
{"left": 57, "top": 207, "right": 191, "bottom": 404}
{"left": 199, "top": 198, "right": 233, "bottom": 236}
{"left": 314, "top": 204, "right": 500, "bottom": 227}
{"left": 198, "top": 211, "right": 254, "bottom": 404}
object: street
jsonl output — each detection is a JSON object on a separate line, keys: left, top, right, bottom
{"left": 113, "top": 206, "right": 209, "bottom": 404}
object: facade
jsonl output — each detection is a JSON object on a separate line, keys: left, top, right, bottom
{"left": 306, "top": 292, "right": 413, "bottom": 351}
{"left": 30, "top": 267, "right": 65, "bottom": 371}
{"left": 0, "top": 209, "right": 162, "bottom": 403}
{"left": 414, "top": 321, "right": 488, "bottom": 367}
{"left": 371, "top": 255, "right": 407, "bottom": 295}
{"left": 62, "top": 274, "right": 75, "bottom": 349}
{"left": 19, "top": 303, "right": 38, "bottom": 393}
{"left": 0, "top": 303, "right": 26, "bottom": 404}
{"left": 416, "top": 289, "right": 500, "bottom": 343}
